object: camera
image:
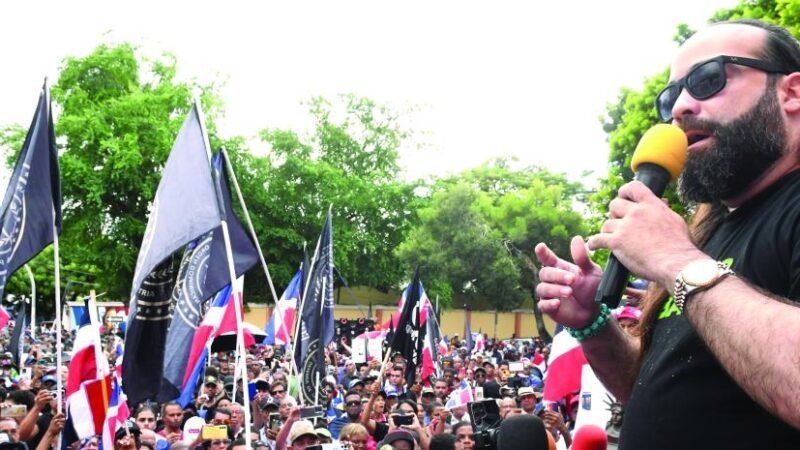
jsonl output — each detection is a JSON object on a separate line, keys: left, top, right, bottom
{"left": 505, "top": 375, "right": 529, "bottom": 390}
{"left": 468, "top": 400, "right": 502, "bottom": 450}
{"left": 392, "top": 413, "right": 414, "bottom": 426}
{"left": 300, "top": 405, "right": 324, "bottom": 419}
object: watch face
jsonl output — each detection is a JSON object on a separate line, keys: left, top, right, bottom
{"left": 683, "top": 260, "right": 720, "bottom": 286}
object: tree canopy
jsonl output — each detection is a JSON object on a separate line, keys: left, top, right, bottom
{"left": 397, "top": 161, "right": 588, "bottom": 310}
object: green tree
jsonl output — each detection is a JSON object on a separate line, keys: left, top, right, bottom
{"left": 0, "top": 43, "right": 220, "bottom": 310}
{"left": 397, "top": 161, "right": 588, "bottom": 312}
{"left": 237, "top": 94, "right": 422, "bottom": 301}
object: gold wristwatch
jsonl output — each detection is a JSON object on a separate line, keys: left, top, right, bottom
{"left": 673, "top": 259, "right": 734, "bottom": 313}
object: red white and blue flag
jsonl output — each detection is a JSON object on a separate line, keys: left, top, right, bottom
{"left": 101, "top": 377, "right": 129, "bottom": 450}
{"left": 178, "top": 280, "right": 250, "bottom": 407}
{"left": 542, "top": 330, "right": 588, "bottom": 403}
{"left": 472, "top": 333, "right": 485, "bottom": 353}
{"left": 445, "top": 379, "right": 474, "bottom": 409}
{"left": 264, "top": 270, "right": 300, "bottom": 346}
{"left": 438, "top": 336, "right": 448, "bottom": 357}
{"left": 63, "top": 305, "right": 113, "bottom": 446}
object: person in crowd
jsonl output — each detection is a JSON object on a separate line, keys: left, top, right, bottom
{"left": 277, "top": 397, "right": 296, "bottom": 423}
{"left": 339, "top": 423, "right": 369, "bottom": 450}
{"left": 383, "top": 367, "right": 405, "bottom": 398}
{"left": 280, "top": 416, "right": 318, "bottom": 450}
{"left": 451, "top": 422, "right": 473, "bottom": 450}
{"left": 228, "top": 403, "right": 245, "bottom": 438}
{"left": 329, "top": 391, "right": 363, "bottom": 439}
{"left": 611, "top": 305, "right": 642, "bottom": 336}
{"left": 428, "top": 433, "right": 455, "bottom": 450}
{"left": 432, "top": 381, "right": 448, "bottom": 402}
{"left": 134, "top": 404, "right": 166, "bottom": 449}
{"left": 114, "top": 424, "right": 141, "bottom": 450}
{"left": 369, "top": 390, "right": 386, "bottom": 423}
{"left": 199, "top": 376, "right": 224, "bottom": 410}
{"left": 516, "top": 387, "right": 539, "bottom": 415}
{"left": 158, "top": 402, "right": 184, "bottom": 444}
{"left": 348, "top": 379, "right": 366, "bottom": 397}
{"left": 339, "top": 360, "right": 358, "bottom": 389}
{"left": 498, "top": 396, "right": 516, "bottom": 418}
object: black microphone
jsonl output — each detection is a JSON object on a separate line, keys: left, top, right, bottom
{"left": 497, "top": 415, "right": 550, "bottom": 450}
{"left": 594, "top": 124, "right": 688, "bottom": 308}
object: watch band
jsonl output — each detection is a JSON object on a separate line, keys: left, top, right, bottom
{"left": 674, "top": 261, "right": 734, "bottom": 313}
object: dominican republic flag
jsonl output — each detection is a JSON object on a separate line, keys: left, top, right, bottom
{"left": 542, "top": 330, "right": 588, "bottom": 403}
{"left": 177, "top": 281, "right": 248, "bottom": 407}
{"left": 472, "top": 333, "right": 485, "bottom": 353}
{"left": 100, "top": 377, "right": 129, "bottom": 450}
{"left": 264, "top": 270, "right": 301, "bottom": 346}
{"left": 63, "top": 305, "right": 112, "bottom": 447}
{"left": 384, "top": 275, "right": 435, "bottom": 331}
{"left": 420, "top": 302, "right": 442, "bottom": 385}
{"left": 351, "top": 330, "right": 388, "bottom": 362}
{"left": 437, "top": 335, "right": 448, "bottom": 357}
{"left": 445, "top": 379, "right": 474, "bottom": 410}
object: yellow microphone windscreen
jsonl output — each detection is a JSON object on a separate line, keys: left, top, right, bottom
{"left": 630, "top": 124, "right": 688, "bottom": 181}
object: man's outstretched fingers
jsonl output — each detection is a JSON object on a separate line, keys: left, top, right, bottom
{"left": 570, "top": 236, "right": 596, "bottom": 272}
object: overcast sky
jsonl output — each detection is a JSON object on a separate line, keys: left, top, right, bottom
{"left": 1, "top": 0, "right": 739, "bottom": 185}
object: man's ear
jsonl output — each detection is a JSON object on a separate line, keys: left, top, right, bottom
{"left": 780, "top": 72, "right": 800, "bottom": 115}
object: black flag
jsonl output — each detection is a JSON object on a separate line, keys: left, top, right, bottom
{"left": 389, "top": 268, "right": 422, "bottom": 386}
{"left": 0, "top": 84, "right": 61, "bottom": 302}
{"left": 123, "top": 105, "right": 221, "bottom": 407}
{"left": 295, "top": 209, "right": 335, "bottom": 403}
{"left": 157, "top": 152, "right": 259, "bottom": 401}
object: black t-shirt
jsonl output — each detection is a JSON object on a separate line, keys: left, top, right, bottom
{"left": 24, "top": 411, "right": 52, "bottom": 450}
{"left": 373, "top": 421, "right": 389, "bottom": 442}
{"left": 620, "top": 171, "right": 800, "bottom": 449}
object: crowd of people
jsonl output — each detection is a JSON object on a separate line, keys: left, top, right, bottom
{"left": 0, "top": 304, "right": 645, "bottom": 450}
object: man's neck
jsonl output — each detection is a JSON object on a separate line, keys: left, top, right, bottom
{"left": 723, "top": 155, "right": 800, "bottom": 208}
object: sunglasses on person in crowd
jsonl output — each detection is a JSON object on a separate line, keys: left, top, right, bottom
{"left": 271, "top": 389, "right": 285, "bottom": 395}
{"left": 346, "top": 401, "right": 361, "bottom": 407}
{"left": 211, "top": 440, "right": 231, "bottom": 447}
{"left": 655, "top": 55, "right": 790, "bottom": 122}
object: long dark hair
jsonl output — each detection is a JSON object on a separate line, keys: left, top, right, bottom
{"left": 637, "top": 202, "right": 727, "bottom": 357}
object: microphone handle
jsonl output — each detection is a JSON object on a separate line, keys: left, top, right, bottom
{"left": 594, "top": 163, "right": 672, "bottom": 308}
{"left": 594, "top": 255, "right": 628, "bottom": 308}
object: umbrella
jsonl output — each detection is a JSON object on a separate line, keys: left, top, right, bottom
{"left": 211, "top": 322, "right": 267, "bottom": 352}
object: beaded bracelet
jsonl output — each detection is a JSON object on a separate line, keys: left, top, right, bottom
{"left": 565, "top": 304, "right": 611, "bottom": 342}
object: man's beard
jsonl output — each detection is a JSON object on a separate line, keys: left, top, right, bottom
{"left": 678, "top": 85, "right": 787, "bottom": 203}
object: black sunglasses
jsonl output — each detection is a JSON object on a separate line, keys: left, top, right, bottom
{"left": 655, "top": 55, "right": 789, "bottom": 122}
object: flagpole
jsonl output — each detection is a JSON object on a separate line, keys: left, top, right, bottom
{"left": 53, "top": 216, "right": 63, "bottom": 415}
{"left": 219, "top": 149, "right": 302, "bottom": 380}
{"left": 42, "top": 76, "right": 64, "bottom": 416}
{"left": 24, "top": 265, "right": 35, "bottom": 333}
{"left": 218, "top": 148, "right": 280, "bottom": 307}
{"left": 290, "top": 243, "right": 310, "bottom": 407}
{"left": 195, "top": 98, "right": 252, "bottom": 449}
